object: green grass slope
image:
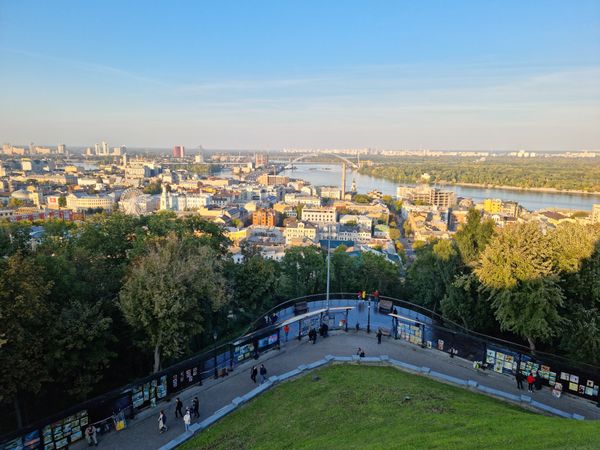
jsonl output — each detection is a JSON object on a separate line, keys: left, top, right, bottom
{"left": 181, "top": 365, "right": 598, "bottom": 450}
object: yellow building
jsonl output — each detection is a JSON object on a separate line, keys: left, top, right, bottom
{"left": 483, "top": 198, "right": 502, "bottom": 214}
{"left": 225, "top": 228, "right": 248, "bottom": 244}
{"left": 64, "top": 165, "right": 79, "bottom": 173}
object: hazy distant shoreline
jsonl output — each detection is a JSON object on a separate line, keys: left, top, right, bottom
{"left": 431, "top": 181, "right": 600, "bottom": 196}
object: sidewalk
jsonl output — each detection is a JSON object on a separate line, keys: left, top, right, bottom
{"left": 75, "top": 331, "right": 600, "bottom": 450}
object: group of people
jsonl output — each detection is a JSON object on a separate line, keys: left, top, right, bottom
{"left": 250, "top": 364, "right": 269, "bottom": 384}
{"left": 356, "top": 290, "right": 380, "bottom": 302}
{"left": 307, "top": 322, "right": 329, "bottom": 344}
{"left": 158, "top": 395, "right": 200, "bottom": 434}
{"left": 515, "top": 370, "right": 546, "bottom": 393}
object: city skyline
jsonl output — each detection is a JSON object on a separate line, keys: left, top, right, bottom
{"left": 1, "top": 0, "right": 599, "bottom": 150}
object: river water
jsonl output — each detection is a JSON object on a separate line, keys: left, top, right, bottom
{"left": 279, "top": 163, "right": 600, "bottom": 212}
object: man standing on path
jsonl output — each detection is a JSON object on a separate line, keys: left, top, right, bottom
{"left": 515, "top": 371, "right": 524, "bottom": 390}
{"left": 260, "top": 364, "right": 268, "bottom": 384}
{"left": 183, "top": 408, "right": 191, "bottom": 432}
{"left": 251, "top": 365, "right": 258, "bottom": 383}
{"left": 174, "top": 397, "right": 183, "bottom": 418}
{"left": 192, "top": 396, "right": 200, "bottom": 418}
{"left": 284, "top": 324, "right": 290, "bottom": 342}
{"left": 376, "top": 329, "right": 382, "bottom": 344}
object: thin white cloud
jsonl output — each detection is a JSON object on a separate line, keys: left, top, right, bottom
{"left": 1, "top": 48, "right": 171, "bottom": 87}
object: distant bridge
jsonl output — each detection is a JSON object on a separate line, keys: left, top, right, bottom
{"left": 288, "top": 153, "right": 359, "bottom": 169}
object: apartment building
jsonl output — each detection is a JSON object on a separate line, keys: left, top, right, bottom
{"left": 301, "top": 206, "right": 337, "bottom": 224}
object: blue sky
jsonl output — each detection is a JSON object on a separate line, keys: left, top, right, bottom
{"left": 1, "top": 0, "right": 599, "bottom": 150}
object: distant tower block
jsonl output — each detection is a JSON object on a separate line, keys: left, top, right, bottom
{"left": 351, "top": 178, "right": 357, "bottom": 193}
{"left": 341, "top": 163, "right": 347, "bottom": 198}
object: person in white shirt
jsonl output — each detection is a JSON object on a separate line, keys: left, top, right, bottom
{"left": 183, "top": 409, "right": 191, "bottom": 432}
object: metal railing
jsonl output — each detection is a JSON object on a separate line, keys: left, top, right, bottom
{"left": 2, "top": 293, "right": 599, "bottom": 446}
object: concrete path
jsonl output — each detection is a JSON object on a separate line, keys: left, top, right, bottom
{"left": 76, "top": 331, "right": 600, "bottom": 450}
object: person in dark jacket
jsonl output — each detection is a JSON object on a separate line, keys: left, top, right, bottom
{"left": 535, "top": 370, "right": 543, "bottom": 390}
{"left": 515, "top": 370, "right": 524, "bottom": 390}
{"left": 309, "top": 328, "right": 317, "bottom": 344}
{"left": 192, "top": 396, "right": 200, "bottom": 418}
{"left": 259, "top": 364, "right": 268, "bottom": 384}
{"left": 376, "top": 329, "right": 382, "bottom": 344}
{"left": 250, "top": 366, "right": 258, "bottom": 383}
{"left": 175, "top": 397, "right": 183, "bottom": 418}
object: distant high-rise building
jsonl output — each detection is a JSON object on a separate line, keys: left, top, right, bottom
{"left": 592, "top": 204, "right": 600, "bottom": 223}
{"left": 101, "top": 141, "right": 109, "bottom": 155}
{"left": 57, "top": 144, "right": 66, "bottom": 154}
{"left": 255, "top": 153, "right": 268, "bottom": 168}
{"left": 173, "top": 145, "right": 185, "bottom": 158}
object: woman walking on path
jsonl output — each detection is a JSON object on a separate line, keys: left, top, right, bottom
{"left": 158, "top": 411, "right": 168, "bottom": 433}
{"left": 251, "top": 366, "right": 258, "bottom": 383}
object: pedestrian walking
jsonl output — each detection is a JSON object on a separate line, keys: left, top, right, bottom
{"left": 259, "top": 364, "right": 268, "bottom": 384}
{"left": 376, "top": 329, "right": 382, "bottom": 344}
{"left": 357, "top": 347, "right": 365, "bottom": 357}
{"left": 552, "top": 382, "right": 563, "bottom": 398}
{"left": 251, "top": 365, "right": 258, "bottom": 383}
{"left": 192, "top": 396, "right": 200, "bottom": 418}
{"left": 515, "top": 371, "right": 524, "bottom": 390}
{"left": 85, "top": 425, "right": 98, "bottom": 446}
{"left": 284, "top": 324, "right": 290, "bottom": 342}
{"left": 175, "top": 397, "right": 183, "bottom": 418}
{"left": 183, "top": 409, "right": 191, "bottom": 432}
{"left": 309, "top": 328, "right": 317, "bottom": 344}
{"left": 527, "top": 373, "right": 535, "bottom": 392}
{"left": 158, "top": 410, "right": 168, "bottom": 433}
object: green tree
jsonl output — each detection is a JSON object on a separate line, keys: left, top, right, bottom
{"left": 353, "top": 194, "right": 372, "bottom": 204}
{"left": 0, "top": 254, "right": 53, "bottom": 427}
{"left": 119, "top": 235, "right": 229, "bottom": 372}
{"left": 404, "top": 240, "right": 460, "bottom": 312}
{"left": 476, "top": 223, "right": 565, "bottom": 351}
{"left": 440, "top": 273, "right": 494, "bottom": 332}
{"left": 58, "top": 196, "right": 67, "bottom": 207}
{"left": 454, "top": 209, "right": 495, "bottom": 266}
{"left": 279, "top": 246, "right": 326, "bottom": 298}
{"left": 230, "top": 255, "right": 279, "bottom": 320}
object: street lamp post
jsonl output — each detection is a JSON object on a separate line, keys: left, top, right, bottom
{"left": 213, "top": 331, "right": 218, "bottom": 379}
{"left": 326, "top": 224, "right": 331, "bottom": 313}
{"left": 367, "top": 296, "right": 371, "bottom": 333}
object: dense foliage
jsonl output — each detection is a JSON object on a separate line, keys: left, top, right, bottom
{"left": 359, "top": 157, "right": 600, "bottom": 192}
{"left": 404, "top": 211, "right": 600, "bottom": 359}
{"left": 0, "top": 213, "right": 401, "bottom": 432}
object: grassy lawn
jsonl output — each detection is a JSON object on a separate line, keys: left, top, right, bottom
{"left": 181, "top": 364, "right": 598, "bottom": 450}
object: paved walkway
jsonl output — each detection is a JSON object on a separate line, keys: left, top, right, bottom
{"left": 76, "top": 331, "right": 600, "bottom": 450}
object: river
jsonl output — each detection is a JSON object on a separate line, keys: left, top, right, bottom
{"left": 278, "top": 163, "right": 600, "bottom": 212}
